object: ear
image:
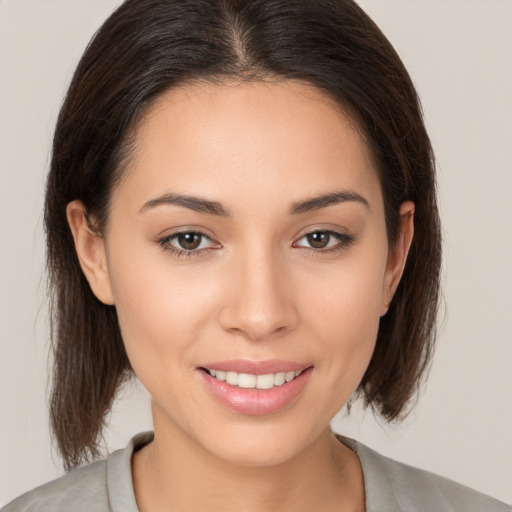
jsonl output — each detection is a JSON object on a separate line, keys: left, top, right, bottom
{"left": 66, "top": 200, "right": 115, "bottom": 305}
{"left": 380, "top": 201, "right": 415, "bottom": 316}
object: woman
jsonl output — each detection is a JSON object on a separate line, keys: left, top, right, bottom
{"left": 2, "top": 0, "right": 509, "bottom": 511}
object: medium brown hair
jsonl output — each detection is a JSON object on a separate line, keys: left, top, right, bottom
{"left": 45, "top": 0, "right": 441, "bottom": 470}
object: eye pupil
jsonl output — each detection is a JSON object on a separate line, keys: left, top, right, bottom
{"left": 178, "top": 232, "right": 202, "bottom": 250}
{"left": 307, "top": 231, "right": 330, "bottom": 249}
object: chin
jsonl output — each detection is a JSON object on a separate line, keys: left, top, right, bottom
{"left": 208, "top": 437, "right": 304, "bottom": 468}
{"left": 192, "top": 418, "right": 328, "bottom": 469}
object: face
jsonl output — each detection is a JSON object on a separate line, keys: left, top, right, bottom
{"left": 70, "top": 80, "right": 411, "bottom": 467}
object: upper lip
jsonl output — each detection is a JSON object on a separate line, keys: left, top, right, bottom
{"left": 199, "top": 359, "right": 312, "bottom": 375}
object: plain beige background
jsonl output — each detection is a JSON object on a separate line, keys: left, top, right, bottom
{"left": 0, "top": 0, "right": 511, "bottom": 506}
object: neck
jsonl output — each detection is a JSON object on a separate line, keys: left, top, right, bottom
{"left": 132, "top": 409, "right": 365, "bottom": 512}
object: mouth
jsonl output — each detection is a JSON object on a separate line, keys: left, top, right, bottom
{"left": 201, "top": 368, "right": 304, "bottom": 390}
{"left": 198, "top": 362, "right": 313, "bottom": 415}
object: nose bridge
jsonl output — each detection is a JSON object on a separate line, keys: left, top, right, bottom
{"left": 219, "top": 239, "right": 297, "bottom": 341}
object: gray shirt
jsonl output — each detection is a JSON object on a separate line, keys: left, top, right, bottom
{"left": 3, "top": 432, "right": 509, "bottom": 511}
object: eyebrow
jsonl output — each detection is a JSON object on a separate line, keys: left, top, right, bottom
{"left": 139, "top": 193, "right": 231, "bottom": 216}
{"left": 290, "top": 190, "right": 369, "bottom": 214}
{"left": 138, "top": 189, "right": 369, "bottom": 216}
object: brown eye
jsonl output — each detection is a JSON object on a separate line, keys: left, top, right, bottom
{"left": 293, "top": 230, "right": 355, "bottom": 253}
{"left": 306, "top": 231, "right": 331, "bottom": 249}
{"left": 158, "top": 230, "right": 218, "bottom": 256}
{"left": 177, "top": 232, "right": 203, "bottom": 250}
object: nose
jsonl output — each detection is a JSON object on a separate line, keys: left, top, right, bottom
{"left": 218, "top": 245, "right": 298, "bottom": 342}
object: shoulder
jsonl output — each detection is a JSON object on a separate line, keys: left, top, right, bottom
{"left": 1, "top": 459, "right": 109, "bottom": 512}
{"left": 2, "top": 431, "right": 152, "bottom": 512}
{"left": 339, "top": 436, "right": 510, "bottom": 512}
{"left": 374, "top": 452, "right": 510, "bottom": 512}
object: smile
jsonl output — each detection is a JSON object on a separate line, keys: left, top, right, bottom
{"left": 199, "top": 364, "right": 313, "bottom": 415}
{"left": 205, "top": 369, "right": 303, "bottom": 390}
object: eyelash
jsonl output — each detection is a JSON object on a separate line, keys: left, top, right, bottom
{"left": 293, "top": 231, "right": 356, "bottom": 255}
{"left": 157, "top": 230, "right": 355, "bottom": 259}
{"left": 157, "top": 231, "right": 218, "bottom": 259}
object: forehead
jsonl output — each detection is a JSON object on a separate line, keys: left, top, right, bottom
{"left": 114, "top": 79, "right": 381, "bottom": 213}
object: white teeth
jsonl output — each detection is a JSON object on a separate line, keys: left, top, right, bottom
{"left": 225, "top": 372, "right": 238, "bottom": 386}
{"left": 274, "top": 372, "right": 286, "bottom": 386}
{"left": 256, "top": 374, "right": 275, "bottom": 390}
{"left": 238, "top": 373, "right": 256, "bottom": 388}
{"left": 206, "top": 368, "right": 304, "bottom": 389}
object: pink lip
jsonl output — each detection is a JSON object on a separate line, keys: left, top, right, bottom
{"left": 197, "top": 362, "right": 313, "bottom": 416}
{"left": 200, "top": 359, "right": 309, "bottom": 375}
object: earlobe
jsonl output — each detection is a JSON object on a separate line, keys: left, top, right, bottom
{"left": 380, "top": 201, "right": 415, "bottom": 316}
{"left": 66, "top": 200, "right": 115, "bottom": 305}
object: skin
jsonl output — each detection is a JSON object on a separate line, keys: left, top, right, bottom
{"left": 67, "top": 80, "right": 414, "bottom": 512}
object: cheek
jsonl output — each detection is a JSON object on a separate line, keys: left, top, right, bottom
{"left": 106, "top": 248, "right": 220, "bottom": 375}
{"left": 303, "top": 246, "right": 387, "bottom": 331}
{"left": 316, "top": 286, "right": 381, "bottom": 373}
{"left": 299, "top": 244, "right": 388, "bottom": 386}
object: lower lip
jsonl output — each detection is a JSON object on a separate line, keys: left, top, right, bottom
{"left": 198, "top": 367, "right": 313, "bottom": 415}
